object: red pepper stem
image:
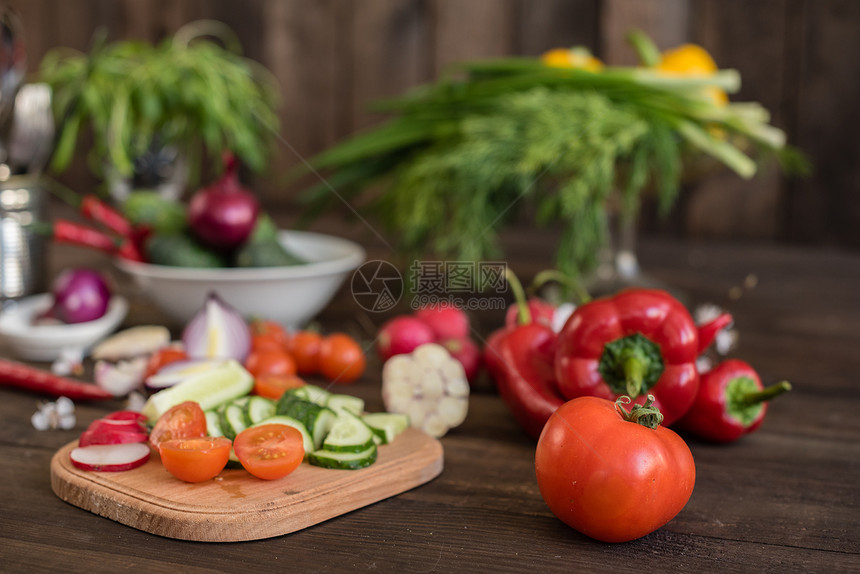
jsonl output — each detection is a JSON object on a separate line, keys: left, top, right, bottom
{"left": 623, "top": 355, "right": 646, "bottom": 398}
{"left": 530, "top": 269, "right": 592, "bottom": 304}
{"left": 739, "top": 381, "right": 791, "bottom": 406}
{"left": 505, "top": 268, "right": 532, "bottom": 325}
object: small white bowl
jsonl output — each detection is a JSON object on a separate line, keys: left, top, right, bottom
{"left": 0, "top": 294, "right": 129, "bottom": 361}
{"left": 115, "top": 230, "right": 366, "bottom": 328}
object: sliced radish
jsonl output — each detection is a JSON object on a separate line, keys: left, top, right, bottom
{"left": 69, "top": 442, "right": 151, "bottom": 472}
{"left": 103, "top": 410, "right": 148, "bottom": 424}
{"left": 382, "top": 343, "right": 470, "bottom": 438}
{"left": 87, "top": 418, "right": 147, "bottom": 435}
{"left": 79, "top": 428, "right": 149, "bottom": 447}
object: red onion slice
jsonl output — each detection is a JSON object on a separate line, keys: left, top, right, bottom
{"left": 181, "top": 292, "right": 251, "bottom": 362}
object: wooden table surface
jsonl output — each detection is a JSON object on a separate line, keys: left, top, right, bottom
{"left": 1, "top": 236, "right": 858, "bottom": 573}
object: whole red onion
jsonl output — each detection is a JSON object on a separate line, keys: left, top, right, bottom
{"left": 188, "top": 153, "right": 260, "bottom": 250}
{"left": 48, "top": 268, "right": 112, "bottom": 324}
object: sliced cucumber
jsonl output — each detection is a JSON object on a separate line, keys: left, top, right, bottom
{"left": 220, "top": 403, "right": 248, "bottom": 441}
{"left": 302, "top": 384, "right": 332, "bottom": 406}
{"left": 361, "top": 412, "right": 410, "bottom": 445}
{"left": 141, "top": 360, "right": 254, "bottom": 421}
{"left": 323, "top": 411, "right": 376, "bottom": 453}
{"left": 304, "top": 406, "right": 337, "bottom": 450}
{"left": 244, "top": 396, "right": 276, "bottom": 425}
{"left": 204, "top": 410, "right": 224, "bottom": 438}
{"left": 253, "top": 415, "right": 314, "bottom": 455}
{"left": 326, "top": 393, "right": 365, "bottom": 416}
{"left": 308, "top": 444, "right": 378, "bottom": 470}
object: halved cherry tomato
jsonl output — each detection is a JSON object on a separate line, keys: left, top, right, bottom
{"left": 254, "top": 373, "right": 307, "bottom": 400}
{"left": 148, "top": 401, "right": 207, "bottom": 452}
{"left": 244, "top": 349, "right": 297, "bottom": 378}
{"left": 233, "top": 424, "right": 305, "bottom": 480}
{"left": 144, "top": 346, "right": 189, "bottom": 379}
{"left": 318, "top": 333, "right": 366, "bottom": 384}
{"left": 288, "top": 330, "right": 323, "bottom": 374}
{"left": 159, "top": 436, "right": 232, "bottom": 483}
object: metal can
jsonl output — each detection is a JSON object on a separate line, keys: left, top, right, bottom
{"left": 0, "top": 176, "right": 46, "bottom": 304}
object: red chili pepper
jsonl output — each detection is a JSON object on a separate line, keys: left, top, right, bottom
{"left": 0, "top": 359, "right": 113, "bottom": 401}
{"left": 554, "top": 288, "right": 731, "bottom": 426}
{"left": 80, "top": 194, "right": 134, "bottom": 238}
{"left": 50, "top": 219, "right": 118, "bottom": 253}
{"left": 489, "top": 271, "right": 566, "bottom": 438}
{"left": 675, "top": 359, "right": 791, "bottom": 442}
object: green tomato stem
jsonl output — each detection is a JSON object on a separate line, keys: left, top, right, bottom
{"left": 616, "top": 395, "right": 664, "bottom": 429}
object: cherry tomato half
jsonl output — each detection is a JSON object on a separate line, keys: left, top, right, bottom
{"left": 318, "top": 333, "right": 366, "bottom": 384}
{"left": 244, "top": 349, "right": 297, "bottom": 378}
{"left": 159, "top": 436, "right": 232, "bottom": 483}
{"left": 149, "top": 401, "right": 207, "bottom": 452}
{"left": 144, "top": 346, "right": 189, "bottom": 380}
{"left": 254, "top": 373, "right": 307, "bottom": 400}
{"left": 288, "top": 331, "right": 322, "bottom": 374}
{"left": 233, "top": 424, "right": 305, "bottom": 480}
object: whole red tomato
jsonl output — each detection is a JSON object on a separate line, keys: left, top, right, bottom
{"left": 535, "top": 395, "right": 695, "bottom": 543}
{"left": 318, "top": 333, "right": 366, "bottom": 384}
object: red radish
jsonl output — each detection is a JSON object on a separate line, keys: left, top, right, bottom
{"left": 442, "top": 338, "right": 482, "bottom": 384}
{"left": 187, "top": 153, "right": 259, "bottom": 250}
{"left": 377, "top": 316, "right": 436, "bottom": 361}
{"left": 414, "top": 304, "right": 470, "bottom": 341}
{"left": 78, "top": 428, "right": 149, "bottom": 447}
{"left": 69, "top": 442, "right": 151, "bottom": 472}
{"left": 504, "top": 298, "right": 556, "bottom": 328}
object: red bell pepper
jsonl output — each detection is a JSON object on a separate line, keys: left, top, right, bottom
{"left": 675, "top": 359, "right": 791, "bottom": 442}
{"left": 554, "top": 288, "right": 731, "bottom": 426}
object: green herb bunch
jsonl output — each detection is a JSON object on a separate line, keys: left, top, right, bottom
{"left": 40, "top": 20, "right": 280, "bottom": 182}
{"left": 300, "top": 31, "right": 804, "bottom": 279}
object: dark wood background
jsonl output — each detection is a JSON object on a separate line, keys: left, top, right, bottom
{"left": 10, "top": 0, "right": 860, "bottom": 251}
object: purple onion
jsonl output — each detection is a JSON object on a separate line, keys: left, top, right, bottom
{"left": 187, "top": 153, "right": 259, "bottom": 250}
{"left": 48, "top": 268, "right": 112, "bottom": 324}
{"left": 181, "top": 292, "right": 251, "bottom": 362}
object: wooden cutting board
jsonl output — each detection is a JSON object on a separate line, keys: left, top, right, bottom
{"left": 51, "top": 428, "right": 443, "bottom": 542}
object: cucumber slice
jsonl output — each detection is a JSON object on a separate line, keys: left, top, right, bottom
{"left": 204, "top": 410, "right": 224, "bottom": 438}
{"left": 244, "top": 396, "right": 276, "bottom": 425}
{"left": 361, "top": 412, "right": 410, "bottom": 445}
{"left": 141, "top": 360, "right": 253, "bottom": 421}
{"left": 326, "top": 393, "right": 365, "bottom": 416}
{"left": 219, "top": 403, "right": 248, "bottom": 441}
{"left": 253, "top": 415, "right": 314, "bottom": 455}
{"left": 305, "top": 406, "right": 337, "bottom": 450}
{"left": 308, "top": 444, "right": 378, "bottom": 470}
{"left": 302, "top": 384, "right": 332, "bottom": 406}
{"left": 323, "top": 411, "right": 376, "bottom": 453}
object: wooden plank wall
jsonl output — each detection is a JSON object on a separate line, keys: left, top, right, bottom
{"left": 8, "top": 0, "right": 859, "bottom": 250}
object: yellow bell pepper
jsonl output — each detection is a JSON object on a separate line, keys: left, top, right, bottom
{"left": 656, "top": 44, "right": 727, "bottom": 105}
{"left": 541, "top": 47, "right": 603, "bottom": 72}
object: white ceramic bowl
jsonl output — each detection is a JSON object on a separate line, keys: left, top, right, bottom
{"left": 0, "top": 294, "right": 129, "bottom": 361}
{"left": 115, "top": 230, "right": 365, "bottom": 328}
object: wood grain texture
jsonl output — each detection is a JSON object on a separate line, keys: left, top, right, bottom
{"left": 50, "top": 428, "right": 443, "bottom": 542}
